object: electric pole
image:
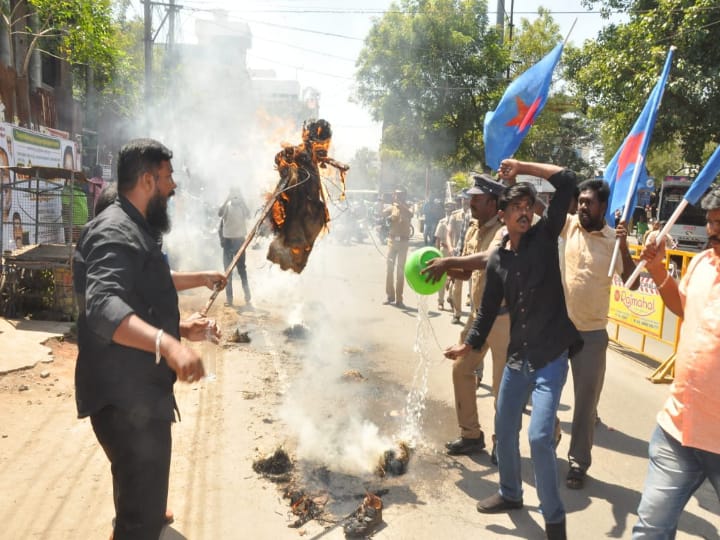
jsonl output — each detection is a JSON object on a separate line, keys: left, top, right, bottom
{"left": 496, "top": 0, "right": 504, "bottom": 38}
{"left": 144, "top": 0, "right": 152, "bottom": 105}
{"left": 168, "top": 0, "right": 176, "bottom": 52}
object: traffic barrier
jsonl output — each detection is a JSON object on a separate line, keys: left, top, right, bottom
{"left": 607, "top": 244, "right": 696, "bottom": 383}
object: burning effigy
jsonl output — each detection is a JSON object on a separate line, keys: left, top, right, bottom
{"left": 267, "top": 118, "right": 348, "bottom": 272}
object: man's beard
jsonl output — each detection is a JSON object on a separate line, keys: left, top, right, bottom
{"left": 147, "top": 191, "right": 171, "bottom": 234}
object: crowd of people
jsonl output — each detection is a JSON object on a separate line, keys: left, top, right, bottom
{"left": 71, "top": 140, "right": 717, "bottom": 539}
{"left": 414, "top": 159, "right": 718, "bottom": 540}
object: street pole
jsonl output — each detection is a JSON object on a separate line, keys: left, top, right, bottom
{"left": 496, "top": 0, "right": 504, "bottom": 38}
{"left": 144, "top": 0, "right": 152, "bottom": 106}
{"left": 168, "top": 0, "right": 175, "bottom": 52}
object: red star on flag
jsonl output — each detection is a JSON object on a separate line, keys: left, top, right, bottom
{"left": 505, "top": 96, "right": 542, "bottom": 132}
{"left": 617, "top": 132, "right": 644, "bottom": 178}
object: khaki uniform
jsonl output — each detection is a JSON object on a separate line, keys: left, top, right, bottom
{"left": 384, "top": 202, "right": 413, "bottom": 303}
{"left": 447, "top": 209, "right": 469, "bottom": 318}
{"left": 453, "top": 216, "right": 510, "bottom": 439}
{"left": 434, "top": 217, "right": 451, "bottom": 306}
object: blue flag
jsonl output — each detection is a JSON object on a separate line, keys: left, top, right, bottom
{"left": 604, "top": 48, "right": 674, "bottom": 223}
{"left": 684, "top": 144, "right": 720, "bottom": 205}
{"left": 484, "top": 43, "right": 563, "bottom": 170}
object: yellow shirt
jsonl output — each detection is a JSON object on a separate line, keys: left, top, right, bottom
{"left": 448, "top": 209, "right": 466, "bottom": 247}
{"left": 561, "top": 214, "right": 623, "bottom": 332}
{"left": 464, "top": 216, "right": 503, "bottom": 309}
{"left": 658, "top": 249, "right": 720, "bottom": 453}
{"left": 385, "top": 203, "right": 413, "bottom": 238}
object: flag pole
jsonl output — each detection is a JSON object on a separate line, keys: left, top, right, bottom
{"left": 624, "top": 199, "right": 688, "bottom": 288}
{"left": 608, "top": 153, "right": 644, "bottom": 277}
{"left": 563, "top": 19, "right": 577, "bottom": 46}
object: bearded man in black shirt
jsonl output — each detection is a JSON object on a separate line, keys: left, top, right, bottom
{"left": 444, "top": 159, "right": 581, "bottom": 540}
{"left": 74, "top": 138, "right": 225, "bottom": 540}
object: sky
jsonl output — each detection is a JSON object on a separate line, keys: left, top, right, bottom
{"left": 135, "top": 0, "right": 625, "bottom": 161}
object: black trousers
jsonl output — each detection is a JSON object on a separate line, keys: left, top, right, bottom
{"left": 91, "top": 406, "right": 172, "bottom": 540}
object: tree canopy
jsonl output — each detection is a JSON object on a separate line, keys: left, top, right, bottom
{"left": 355, "top": 0, "right": 508, "bottom": 169}
{"left": 355, "top": 2, "right": 596, "bottom": 177}
{"left": 567, "top": 0, "right": 720, "bottom": 167}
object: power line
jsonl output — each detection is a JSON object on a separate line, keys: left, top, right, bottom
{"left": 252, "top": 35, "right": 356, "bottom": 62}
{"left": 246, "top": 52, "right": 355, "bottom": 80}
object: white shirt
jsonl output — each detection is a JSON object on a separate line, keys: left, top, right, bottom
{"left": 221, "top": 198, "right": 249, "bottom": 238}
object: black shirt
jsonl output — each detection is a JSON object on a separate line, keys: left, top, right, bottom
{"left": 465, "top": 169, "right": 582, "bottom": 370}
{"left": 73, "top": 196, "right": 180, "bottom": 420}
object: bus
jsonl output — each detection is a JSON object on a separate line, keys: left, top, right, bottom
{"left": 657, "top": 176, "right": 709, "bottom": 251}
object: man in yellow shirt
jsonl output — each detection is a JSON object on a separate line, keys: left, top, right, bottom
{"left": 561, "top": 179, "right": 637, "bottom": 489}
{"left": 383, "top": 189, "right": 414, "bottom": 308}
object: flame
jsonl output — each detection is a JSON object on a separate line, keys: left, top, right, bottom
{"left": 271, "top": 193, "right": 288, "bottom": 229}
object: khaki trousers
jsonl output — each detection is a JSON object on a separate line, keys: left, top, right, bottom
{"left": 452, "top": 312, "right": 510, "bottom": 438}
{"left": 448, "top": 278, "right": 463, "bottom": 317}
{"left": 385, "top": 239, "right": 409, "bottom": 302}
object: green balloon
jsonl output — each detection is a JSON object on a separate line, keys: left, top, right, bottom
{"left": 404, "top": 246, "right": 447, "bottom": 295}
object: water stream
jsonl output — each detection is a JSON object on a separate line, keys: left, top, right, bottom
{"left": 398, "top": 295, "right": 434, "bottom": 447}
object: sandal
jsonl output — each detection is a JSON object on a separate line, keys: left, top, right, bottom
{"left": 566, "top": 467, "right": 585, "bottom": 489}
{"left": 343, "top": 493, "right": 383, "bottom": 538}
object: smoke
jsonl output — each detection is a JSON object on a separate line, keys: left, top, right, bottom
{"left": 124, "top": 13, "right": 395, "bottom": 475}
{"left": 257, "top": 243, "right": 393, "bottom": 475}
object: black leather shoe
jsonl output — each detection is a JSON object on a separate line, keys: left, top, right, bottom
{"left": 445, "top": 434, "right": 485, "bottom": 455}
{"left": 476, "top": 492, "right": 523, "bottom": 513}
{"left": 545, "top": 519, "right": 566, "bottom": 540}
{"left": 490, "top": 434, "right": 498, "bottom": 465}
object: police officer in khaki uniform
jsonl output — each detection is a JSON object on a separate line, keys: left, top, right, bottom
{"left": 383, "top": 189, "right": 414, "bottom": 308}
{"left": 447, "top": 194, "right": 471, "bottom": 323}
{"left": 434, "top": 201, "right": 456, "bottom": 310}
{"left": 423, "top": 174, "right": 510, "bottom": 456}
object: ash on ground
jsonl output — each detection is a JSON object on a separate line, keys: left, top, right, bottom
{"left": 226, "top": 328, "right": 251, "bottom": 344}
{"left": 252, "top": 447, "right": 293, "bottom": 482}
{"left": 283, "top": 323, "right": 310, "bottom": 340}
{"left": 341, "top": 369, "right": 365, "bottom": 382}
{"left": 376, "top": 441, "right": 412, "bottom": 477}
{"left": 284, "top": 486, "right": 329, "bottom": 529}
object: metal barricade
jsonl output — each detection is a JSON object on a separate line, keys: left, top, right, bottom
{"left": 607, "top": 244, "right": 696, "bottom": 383}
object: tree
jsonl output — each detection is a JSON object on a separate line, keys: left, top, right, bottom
{"left": 1, "top": 0, "right": 122, "bottom": 114}
{"left": 355, "top": 0, "right": 508, "bottom": 170}
{"left": 567, "top": 0, "right": 720, "bottom": 168}
{"left": 348, "top": 147, "right": 381, "bottom": 190}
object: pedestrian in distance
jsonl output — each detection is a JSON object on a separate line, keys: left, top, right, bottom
{"left": 218, "top": 187, "right": 252, "bottom": 308}
{"left": 383, "top": 188, "right": 413, "bottom": 308}
{"left": 446, "top": 193, "right": 471, "bottom": 323}
{"left": 434, "top": 200, "right": 455, "bottom": 311}
{"left": 632, "top": 185, "right": 720, "bottom": 538}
